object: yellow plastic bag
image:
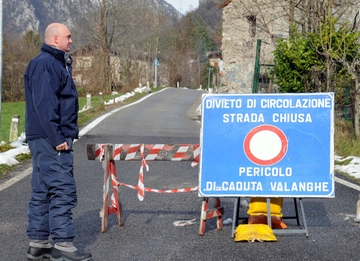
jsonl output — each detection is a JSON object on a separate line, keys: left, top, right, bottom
{"left": 247, "top": 197, "right": 283, "bottom": 217}
{"left": 234, "top": 224, "right": 277, "bottom": 242}
{"left": 247, "top": 197, "right": 287, "bottom": 229}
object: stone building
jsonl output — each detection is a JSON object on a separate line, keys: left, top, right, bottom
{"left": 219, "top": 0, "right": 360, "bottom": 94}
{"left": 219, "top": 0, "right": 290, "bottom": 94}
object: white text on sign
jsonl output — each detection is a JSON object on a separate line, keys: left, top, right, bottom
{"left": 205, "top": 97, "right": 332, "bottom": 109}
{"left": 223, "top": 113, "right": 312, "bottom": 123}
{"left": 205, "top": 181, "right": 330, "bottom": 192}
{"left": 239, "top": 166, "right": 292, "bottom": 177}
{"left": 205, "top": 97, "right": 332, "bottom": 124}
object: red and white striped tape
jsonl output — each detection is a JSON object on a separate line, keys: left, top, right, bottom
{"left": 137, "top": 144, "right": 149, "bottom": 201}
{"left": 145, "top": 187, "right": 198, "bottom": 193}
{"left": 172, "top": 145, "right": 189, "bottom": 161}
{"left": 96, "top": 143, "right": 200, "bottom": 201}
{"left": 192, "top": 145, "right": 201, "bottom": 167}
{"left": 113, "top": 144, "right": 123, "bottom": 161}
{"left": 110, "top": 165, "right": 120, "bottom": 210}
{"left": 94, "top": 144, "right": 200, "bottom": 165}
{"left": 116, "top": 182, "right": 198, "bottom": 195}
{"left": 95, "top": 144, "right": 106, "bottom": 161}
{"left": 126, "top": 144, "right": 140, "bottom": 160}
{"left": 173, "top": 218, "right": 197, "bottom": 226}
{"left": 145, "top": 144, "right": 165, "bottom": 160}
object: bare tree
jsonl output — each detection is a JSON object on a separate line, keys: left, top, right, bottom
{"left": 72, "top": 0, "right": 136, "bottom": 94}
{"left": 2, "top": 31, "right": 41, "bottom": 102}
{"left": 331, "top": 20, "right": 360, "bottom": 136}
{"left": 72, "top": 0, "right": 174, "bottom": 93}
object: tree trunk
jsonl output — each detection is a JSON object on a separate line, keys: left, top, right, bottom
{"left": 99, "top": 0, "right": 112, "bottom": 93}
{"left": 289, "top": 0, "right": 295, "bottom": 36}
{"left": 325, "top": 58, "right": 331, "bottom": 92}
{"left": 353, "top": 77, "right": 360, "bottom": 137}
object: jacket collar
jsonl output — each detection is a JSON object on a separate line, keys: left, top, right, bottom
{"left": 41, "top": 43, "right": 72, "bottom": 66}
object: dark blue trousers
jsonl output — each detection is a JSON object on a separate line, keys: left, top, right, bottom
{"left": 27, "top": 137, "right": 77, "bottom": 243}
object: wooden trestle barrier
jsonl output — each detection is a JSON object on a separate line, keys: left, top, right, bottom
{"left": 87, "top": 143, "right": 224, "bottom": 235}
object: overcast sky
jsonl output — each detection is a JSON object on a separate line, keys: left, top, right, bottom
{"left": 165, "top": 0, "right": 199, "bottom": 14}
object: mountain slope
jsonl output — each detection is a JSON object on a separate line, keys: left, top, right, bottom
{"left": 3, "top": 0, "right": 179, "bottom": 36}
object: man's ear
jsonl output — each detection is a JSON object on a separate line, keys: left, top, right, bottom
{"left": 54, "top": 35, "right": 59, "bottom": 44}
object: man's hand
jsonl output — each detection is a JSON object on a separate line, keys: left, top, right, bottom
{"left": 56, "top": 141, "right": 69, "bottom": 151}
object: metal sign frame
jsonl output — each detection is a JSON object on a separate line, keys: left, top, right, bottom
{"left": 199, "top": 93, "right": 334, "bottom": 198}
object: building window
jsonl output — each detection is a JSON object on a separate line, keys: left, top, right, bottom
{"left": 247, "top": 15, "right": 256, "bottom": 37}
{"left": 272, "top": 34, "right": 284, "bottom": 45}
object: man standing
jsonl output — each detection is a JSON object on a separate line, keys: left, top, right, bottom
{"left": 24, "top": 23, "right": 92, "bottom": 261}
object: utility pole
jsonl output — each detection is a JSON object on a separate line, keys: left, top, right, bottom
{"left": 207, "top": 67, "right": 213, "bottom": 90}
{"left": 252, "top": 39, "right": 261, "bottom": 94}
{"left": 197, "top": 56, "right": 200, "bottom": 89}
{"left": 0, "top": 0, "right": 3, "bottom": 139}
{"left": 154, "top": 57, "right": 160, "bottom": 88}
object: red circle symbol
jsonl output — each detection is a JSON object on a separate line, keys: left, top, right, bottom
{"left": 243, "top": 124, "right": 288, "bottom": 166}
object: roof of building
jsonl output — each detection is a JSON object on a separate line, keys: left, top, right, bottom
{"left": 219, "top": 0, "right": 232, "bottom": 8}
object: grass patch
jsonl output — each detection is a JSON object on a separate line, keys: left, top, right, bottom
{"left": 15, "top": 153, "right": 32, "bottom": 161}
{"left": 334, "top": 158, "right": 353, "bottom": 166}
{"left": 0, "top": 143, "right": 15, "bottom": 152}
{"left": 0, "top": 164, "right": 16, "bottom": 178}
{"left": 0, "top": 101, "right": 26, "bottom": 143}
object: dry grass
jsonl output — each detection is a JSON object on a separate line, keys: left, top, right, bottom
{"left": 334, "top": 117, "right": 360, "bottom": 157}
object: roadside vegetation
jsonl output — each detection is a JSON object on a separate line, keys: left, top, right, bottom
{"left": 0, "top": 88, "right": 163, "bottom": 178}
{"left": 335, "top": 118, "right": 360, "bottom": 156}
{"left": 0, "top": 88, "right": 359, "bottom": 180}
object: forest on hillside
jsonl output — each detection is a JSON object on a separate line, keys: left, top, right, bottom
{"left": 2, "top": 0, "right": 224, "bottom": 102}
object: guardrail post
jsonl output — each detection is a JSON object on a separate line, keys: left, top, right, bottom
{"left": 99, "top": 92, "right": 104, "bottom": 104}
{"left": 9, "top": 115, "right": 20, "bottom": 142}
{"left": 86, "top": 93, "right": 92, "bottom": 108}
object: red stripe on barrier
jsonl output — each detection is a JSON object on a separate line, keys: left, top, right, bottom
{"left": 113, "top": 144, "right": 123, "bottom": 160}
{"left": 145, "top": 144, "right": 164, "bottom": 160}
{"left": 172, "top": 145, "right": 192, "bottom": 161}
{"left": 116, "top": 182, "right": 198, "bottom": 194}
{"left": 126, "top": 144, "right": 140, "bottom": 160}
{"left": 95, "top": 144, "right": 105, "bottom": 161}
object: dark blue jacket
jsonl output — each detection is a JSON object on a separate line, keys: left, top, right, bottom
{"left": 24, "top": 43, "right": 79, "bottom": 148}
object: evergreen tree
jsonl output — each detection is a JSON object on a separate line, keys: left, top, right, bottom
{"left": 196, "top": 18, "right": 213, "bottom": 54}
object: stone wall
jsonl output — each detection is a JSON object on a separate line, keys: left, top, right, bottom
{"left": 219, "top": 0, "right": 290, "bottom": 94}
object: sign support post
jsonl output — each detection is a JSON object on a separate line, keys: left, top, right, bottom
{"left": 153, "top": 57, "right": 160, "bottom": 88}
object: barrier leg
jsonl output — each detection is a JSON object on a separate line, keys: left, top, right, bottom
{"left": 100, "top": 145, "right": 125, "bottom": 232}
{"left": 100, "top": 159, "right": 110, "bottom": 233}
{"left": 100, "top": 158, "right": 124, "bottom": 233}
{"left": 232, "top": 197, "right": 240, "bottom": 237}
{"left": 109, "top": 160, "right": 124, "bottom": 226}
{"left": 199, "top": 197, "right": 224, "bottom": 236}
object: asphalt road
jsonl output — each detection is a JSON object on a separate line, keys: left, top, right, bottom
{"left": 1, "top": 88, "right": 360, "bottom": 261}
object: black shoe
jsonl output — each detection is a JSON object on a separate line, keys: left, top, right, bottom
{"left": 27, "top": 246, "right": 53, "bottom": 260}
{"left": 51, "top": 248, "right": 92, "bottom": 261}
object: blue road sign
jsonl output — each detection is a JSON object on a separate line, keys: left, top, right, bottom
{"left": 199, "top": 93, "right": 334, "bottom": 198}
{"left": 153, "top": 57, "right": 160, "bottom": 66}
